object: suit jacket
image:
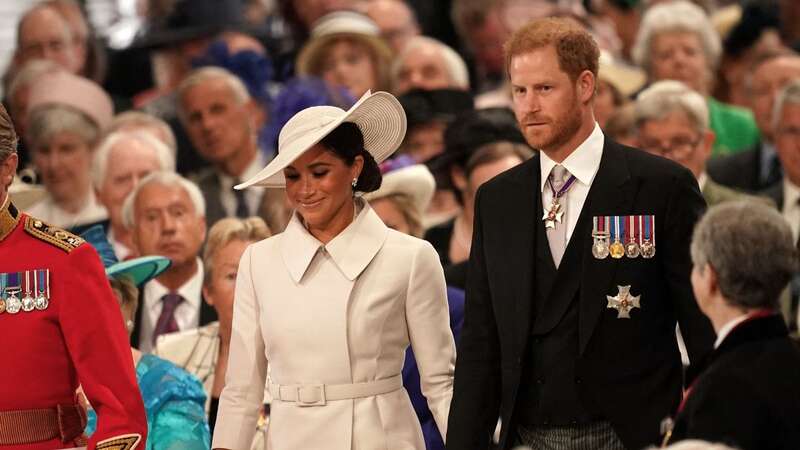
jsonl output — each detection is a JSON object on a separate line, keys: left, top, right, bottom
{"left": 702, "top": 177, "right": 775, "bottom": 208}
{"left": 707, "top": 140, "right": 782, "bottom": 193}
{"left": 130, "top": 286, "right": 217, "bottom": 350}
{"left": 670, "top": 314, "right": 800, "bottom": 449}
{"left": 213, "top": 199, "right": 455, "bottom": 450}
{"left": 194, "top": 169, "right": 228, "bottom": 229}
{"left": 446, "top": 139, "right": 715, "bottom": 450}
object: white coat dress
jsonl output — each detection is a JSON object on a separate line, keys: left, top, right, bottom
{"left": 212, "top": 199, "right": 455, "bottom": 450}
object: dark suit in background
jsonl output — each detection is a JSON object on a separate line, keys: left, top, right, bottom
{"left": 707, "top": 141, "right": 782, "bottom": 193}
{"left": 130, "top": 289, "right": 217, "bottom": 350}
{"left": 446, "top": 139, "right": 715, "bottom": 450}
{"left": 671, "top": 314, "right": 800, "bottom": 449}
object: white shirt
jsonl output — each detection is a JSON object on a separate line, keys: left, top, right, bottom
{"left": 714, "top": 314, "right": 749, "bottom": 349}
{"left": 27, "top": 191, "right": 108, "bottom": 229}
{"left": 540, "top": 122, "right": 605, "bottom": 243}
{"left": 218, "top": 152, "right": 266, "bottom": 218}
{"left": 138, "top": 258, "right": 204, "bottom": 353}
{"left": 697, "top": 172, "right": 708, "bottom": 192}
{"left": 782, "top": 178, "right": 800, "bottom": 244}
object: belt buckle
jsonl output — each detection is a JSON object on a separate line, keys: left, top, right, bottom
{"left": 296, "top": 384, "right": 326, "bottom": 406}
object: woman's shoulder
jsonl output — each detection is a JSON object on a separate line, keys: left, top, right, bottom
{"left": 383, "top": 229, "right": 439, "bottom": 261}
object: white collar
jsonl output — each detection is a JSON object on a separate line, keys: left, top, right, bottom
{"left": 144, "top": 258, "right": 204, "bottom": 312}
{"left": 280, "top": 198, "right": 388, "bottom": 283}
{"left": 539, "top": 122, "right": 605, "bottom": 192}
{"left": 218, "top": 150, "right": 265, "bottom": 187}
{"left": 782, "top": 178, "right": 800, "bottom": 211}
{"left": 714, "top": 313, "right": 749, "bottom": 349}
{"left": 697, "top": 172, "right": 708, "bottom": 191}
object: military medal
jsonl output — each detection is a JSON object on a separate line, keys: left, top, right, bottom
{"left": 609, "top": 216, "right": 625, "bottom": 259}
{"left": 641, "top": 215, "right": 656, "bottom": 259}
{"left": 0, "top": 273, "right": 6, "bottom": 314}
{"left": 5, "top": 273, "right": 21, "bottom": 314}
{"left": 606, "top": 285, "right": 641, "bottom": 318}
{"left": 21, "top": 271, "right": 35, "bottom": 312}
{"left": 542, "top": 172, "right": 577, "bottom": 229}
{"left": 625, "top": 215, "right": 640, "bottom": 258}
{"left": 592, "top": 216, "right": 610, "bottom": 259}
{"left": 34, "top": 269, "right": 50, "bottom": 311}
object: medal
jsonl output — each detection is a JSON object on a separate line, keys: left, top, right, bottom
{"left": 21, "top": 271, "right": 35, "bottom": 312}
{"left": 34, "top": 269, "right": 49, "bottom": 311}
{"left": 0, "top": 273, "right": 6, "bottom": 314}
{"left": 5, "top": 273, "right": 21, "bottom": 314}
{"left": 625, "top": 215, "right": 640, "bottom": 258}
{"left": 592, "top": 216, "right": 610, "bottom": 259}
{"left": 641, "top": 215, "right": 656, "bottom": 259}
{"left": 542, "top": 169, "right": 577, "bottom": 229}
{"left": 609, "top": 216, "right": 625, "bottom": 259}
{"left": 606, "top": 285, "right": 641, "bottom": 319}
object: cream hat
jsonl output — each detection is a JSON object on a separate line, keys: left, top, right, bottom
{"left": 598, "top": 51, "right": 647, "bottom": 98}
{"left": 27, "top": 71, "right": 113, "bottom": 130}
{"left": 363, "top": 164, "right": 435, "bottom": 215}
{"left": 9, "top": 178, "right": 46, "bottom": 211}
{"left": 236, "top": 90, "right": 406, "bottom": 189}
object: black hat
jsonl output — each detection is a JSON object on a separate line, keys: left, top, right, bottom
{"left": 132, "top": 0, "right": 258, "bottom": 50}
{"left": 723, "top": 1, "right": 780, "bottom": 57}
{"left": 427, "top": 107, "right": 527, "bottom": 173}
{"left": 398, "top": 89, "right": 474, "bottom": 130}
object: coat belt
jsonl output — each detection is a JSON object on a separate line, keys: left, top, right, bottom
{"left": 0, "top": 404, "right": 87, "bottom": 445}
{"left": 270, "top": 374, "right": 403, "bottom": 406}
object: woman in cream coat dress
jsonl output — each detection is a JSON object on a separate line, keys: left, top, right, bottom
{"left": 212, "top": 91, "right": 456, "bottom": 450}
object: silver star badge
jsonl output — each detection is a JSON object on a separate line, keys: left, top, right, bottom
{"left": 606, "top": 285, "right": 641, "bottom": 319}
{"left": 543, "top": 202, "right": 564, "bottom": 229}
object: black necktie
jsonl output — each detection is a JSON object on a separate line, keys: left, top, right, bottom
{"left": 234, "top": 181, "right": 249, "bottom": 218}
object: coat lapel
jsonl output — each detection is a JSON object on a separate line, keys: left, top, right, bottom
{"left": 578, "top": 140, "right": 638, "bottom": 355}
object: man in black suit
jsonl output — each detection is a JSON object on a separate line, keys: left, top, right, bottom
{"left": 446, "top": 18, "right": 714, "bottom": 450}
{"left": 666, "top": 200, "right": 800, "bottom": 449}
{"left": 707, "top": 51, "right": 800, "bottom": 192}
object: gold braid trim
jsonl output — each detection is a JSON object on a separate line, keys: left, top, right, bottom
{"left": 23, "top": 217, "right": 84, "bottom": 253}
{"left": 96, "top": 433, "right": 142, "bottom": 450}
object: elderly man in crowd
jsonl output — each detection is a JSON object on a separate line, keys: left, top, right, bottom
{"left": 107, "top": 111, "right": 179, "bottom": 155}
{"left": 764, "top": 80, "right": 800, "bottom": 331}
{"left": 92, "top": 130, "right": 176, "bottom": 260}
{"left": 392, "top": 36, "right": 470, "bottom": 95}
{"left": 708, "top": 51, "right": 800, "bottom": 192}
{"left": 664, "top": 200, "right": 800, "bottom": 449}
{"left": 177, "top": 67, "right": 267, "bottom": 228}
{"left": 12, "top": 2, "right": 82, "bottom": 75}
{"left": 635, "top": 80, "right": 759, "bottom": 206}
{"left": 122, "top": 171, "right": 216, "bottom": 352}
{"left": 363, "top": 0, "right": 421, "bottom": 53}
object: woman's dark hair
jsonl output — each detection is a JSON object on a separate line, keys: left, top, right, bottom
{"left": 320, "top": 122, "right": 382, "bottom": 192}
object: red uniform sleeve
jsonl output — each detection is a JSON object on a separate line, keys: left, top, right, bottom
{"left": 59, "top": 243, "right": 148, "bottom": 450}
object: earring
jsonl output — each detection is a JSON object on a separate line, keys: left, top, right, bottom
{"left": 351, "top": 178, "right": 358, "bottom": 189}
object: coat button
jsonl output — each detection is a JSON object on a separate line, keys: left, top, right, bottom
{"left": 575, "top": 377, "right": 582, "bottom": 384}
{"left": 536, "top": 378, "right": 544, "bottom": 384}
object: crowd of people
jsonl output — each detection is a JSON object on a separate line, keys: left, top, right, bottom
{"left": 1, "top": 0, "right": 800, "bottom": 449}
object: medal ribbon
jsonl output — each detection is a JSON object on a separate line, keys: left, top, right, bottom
{"left": 33, "top": 271, "right": 38, "bottom": 297}
{"left": 651, "top": 215, "right": 656, "bottom": 245}
{"left": 644, "top": 215, "right": 654, "bottom": 243}
{"left": 7, "top": 272, "right": 19, "bottom": 293}
{"left": 610, "top": 216, "right": 618, "bottom": 242}
{"left": 618, "top": 216, "right": 625, "bottom": 243}
{"left": 629, "top": 216, "right": 636, "bottom": 243}
{"left": 0, "top": 273, "right": 6, "bottom": 297}
{"left": 547, "top": 174, "right": 578, "bottom": 201}
{"left": 24, "top": 271, "right": 31, "bottom": 296}
{"left": 38, "top": 270, "right": 49, "bottom": 298}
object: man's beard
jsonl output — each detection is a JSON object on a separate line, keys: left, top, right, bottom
{"left": 524, "top": 95, "right": 583, "bottom": 153}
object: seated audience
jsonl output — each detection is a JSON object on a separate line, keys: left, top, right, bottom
{"left": 12, "top": 3, "right": 83, "bottom": 76}
{"left": 80, "top": 226, "right": 211, "bottom": 450}
{"left": 665, "top": 200, "right": 800, "bottom": 450}
{"left": 295, "top": 11, "right": 393, "bottom": 98}
{"left": 25, "top": 71, "right": 112, "bottom": 228}
{"left": 92, "top": 130, "right": 176, "bottom": 259}
{"left": 391, "top": 36, "right": 470, "bottom": 95}
{"left": 107, "top": 111, "right": 178, "bottom": 155}
{"left": 363, "top": 0, "right": 421, "bottom": 53}
{"left": 632, "top": 0, "right": 760, "bottom": 155}
{"left": 155, "top": 217, "right": 271, "bottom": 442}
{"left": 121, "top": 171, "right": 216, "bottom": 351}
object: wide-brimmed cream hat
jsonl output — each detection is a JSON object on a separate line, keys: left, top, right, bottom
{"left": 598, "top": 50, "right": 646, "bottom": 98}
{"left": 9, "top": 178, "right": 46, "bottom": 211}
{"left": 236, "top": 90, "right": 406, "bottom": 189}
{"left": 363, "top": 164, "right": 435, "bottom": 215}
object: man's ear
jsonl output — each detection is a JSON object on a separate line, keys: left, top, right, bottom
{"left": 578, "top": 70, "right": 596, "bottom": 104}
{"left": 451, "top": 166, "right": 467, "bottom": 192}
{"left": 202, "top": 285, "right": 214, "bottom": 306}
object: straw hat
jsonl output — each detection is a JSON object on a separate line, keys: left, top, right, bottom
{"left": 236, "top": 90, "right": 406, "bottom": 189}
{"left": 296, "top": 11, "right": 393, "bottom": 79}
{"left": 598, "top": 51, "right": 647, "bottom": 98}
{"left": 363, "top": 164, "right": 435, "bottom": 215}
{"left": 27, "top": 71, "right": 113, "bottom": 130}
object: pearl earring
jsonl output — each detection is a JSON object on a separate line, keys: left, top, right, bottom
{"left": 351, "top": 178, "right": 358, "bottom": 188}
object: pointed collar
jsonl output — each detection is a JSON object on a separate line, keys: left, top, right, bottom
{"left": 0, "top": 195, "right": 20, "bottom": 242}
{"left": 539, "top": 122, "right": 604, "bottom": 192}
{"left": 280, "top": 198, "right": 389, "bottom": 283}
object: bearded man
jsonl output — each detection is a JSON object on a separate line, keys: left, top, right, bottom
{"left": 446, "top": 17, "right": 715, "bottom": 450}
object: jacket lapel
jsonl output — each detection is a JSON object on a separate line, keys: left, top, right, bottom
{"left": 578, "top": 140, "right": 638, "bottom": 355}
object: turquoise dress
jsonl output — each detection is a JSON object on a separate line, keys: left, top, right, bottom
{"left": 87, "top": 353, "right": 210, "bottom": 450}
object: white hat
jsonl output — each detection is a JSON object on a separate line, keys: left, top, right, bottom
{"left": 598, "top": 50, "right": 646, "bottom": 98}
{"left": 9, "top": 178, "right": 46, "bottom": 211}
{"left": 236, "top": 90, "right": 406, "bottom": 189}
{"left": 363, "top": 164, "right": 435, "bottom": 215}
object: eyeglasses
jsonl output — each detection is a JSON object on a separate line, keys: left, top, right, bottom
{"left": 639, "top": 135, "right": 703, "bottom": 160}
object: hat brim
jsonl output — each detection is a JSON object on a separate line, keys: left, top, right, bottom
{"left": 106, "top": 256, "right": 172, "bottom": 287}
{"left": 9, "top": 183, "right": 46, "bottom": 211}
{"left": 296, "top": 33, "right": 393, "bottom": 77}
{"left": 363, "top": 165, "right": 435, "bottom": 215}
{"left": 236, "top": 91, "right": 407, "bottom": 189}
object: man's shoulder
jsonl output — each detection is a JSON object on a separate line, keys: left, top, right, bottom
{"left": 20, "top": 215, "right": 86, "bottom": 255}
{"left": 480, "top": 156, "right": 537, "bottom": 196}
{"left": 189, "top": 167, "right": 219, "bottom": 189}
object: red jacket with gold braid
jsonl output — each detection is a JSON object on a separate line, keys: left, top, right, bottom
{"left": 0, "top": 200, "right": 147, "bottom": 450}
